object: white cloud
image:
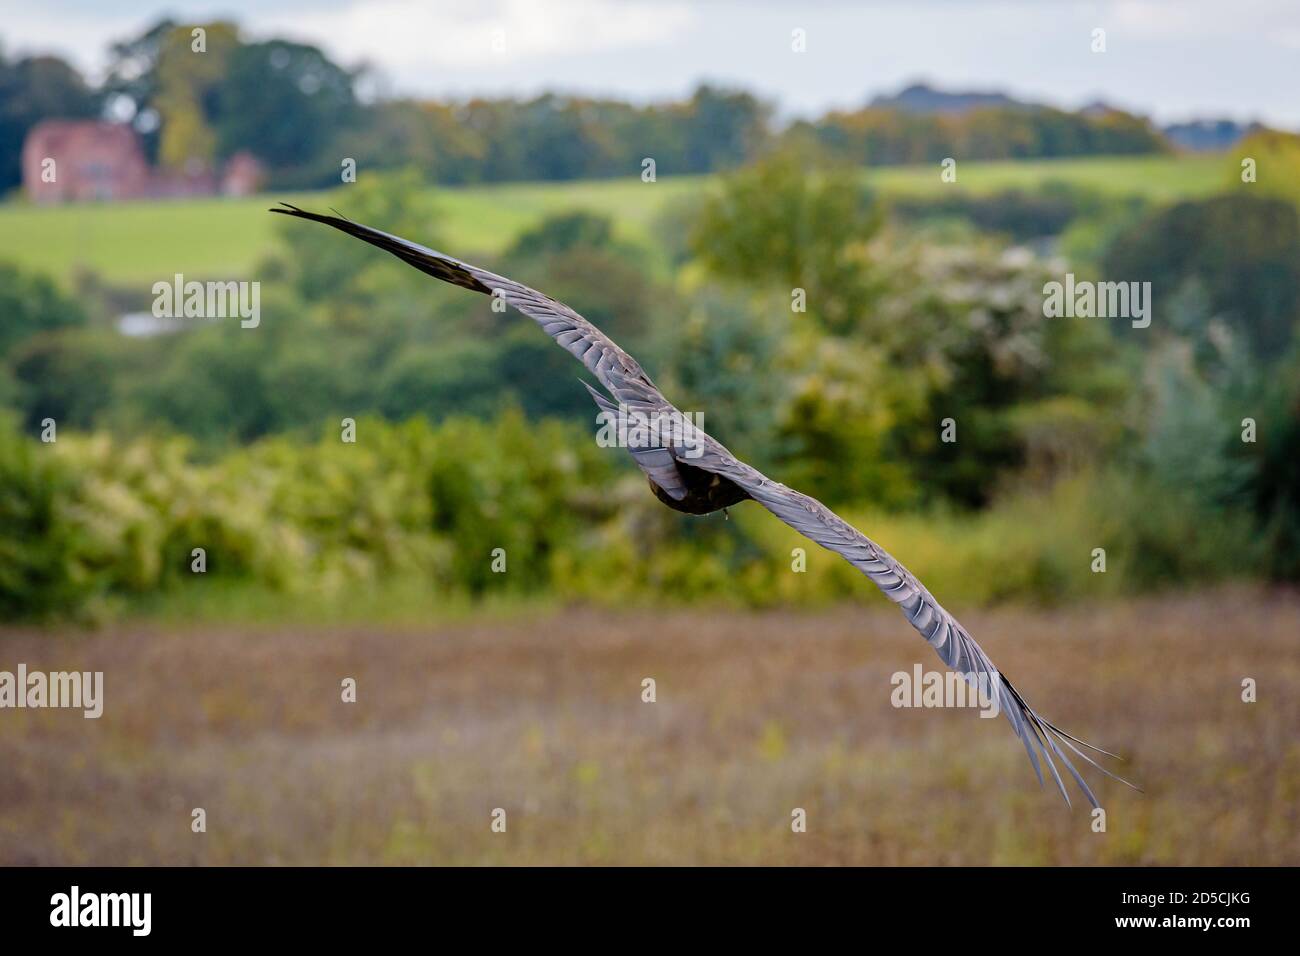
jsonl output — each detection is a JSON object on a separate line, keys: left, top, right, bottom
{"left": 1109, "top": 0, "right": 1289, "bottom": 38}
{"left": 1275, "top": 29, "right": 1300, "bottom": 49}
{"left": 5, "top": 0, "right": 1299, "bottom": 126}
{"left": 257, "top": 0, "right": 697, "bottom": 73}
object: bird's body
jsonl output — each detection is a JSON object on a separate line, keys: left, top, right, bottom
{"left": 648, "top": 462, "right": 751, "bottom": 515}
{"left": 272, "top": 201, "right": 1137, "bottom": 809}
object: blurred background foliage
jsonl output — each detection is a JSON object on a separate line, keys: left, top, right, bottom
{"left": 3, "top": 143, "right": 1297, "bottom": 621}
{"left": 1, "top": 19, "right": 1298, "bottom": 622}
{"left": 2, "top": 18, "right": 1177, "bottom": 198}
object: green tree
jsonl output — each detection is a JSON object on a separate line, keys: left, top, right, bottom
{"left": 650, "top": 285, "right": 789, "bottom": 468}
{"left": 153, "top": 21, "right": 241, "bottom": 171}
{"left": 1227, "top": 129, "right": 1300, "bottom": 208}
{"left": 376, "top": 340, "right": 501, "bottom": 421}
{"left": 690, "top": 149, "right": 883, "bottom": 333}
{"left": 102, "top": 18, "right": 178, "bottom": 162}
{"left": 214, "top": 39, "right": 359, "bottom": 184}
{"left": 506, "top": 211, "right": 617, "bottom": 259}
{"left": 8, "top": 330, "right": 119, "bottom": 433}
{"left": 680, "top": 84, "right": 772, "bottom": 172}
{"left": 0, "top": 263, "right": 87, "bottom": 356}
{"left": 348, "top": 99, "right": 485, "bottom": 184}
{"left": 0, "top": 412, "right": 93, "bottom": 620}
{"left": 1246, "top": 347, "right": 1300, "bottom": 579}
{"left": 0, "top": 50, "right": 99, "bottom": 192}
{"left": 1103, "top": 194, "right": 1300, "bottom": 361}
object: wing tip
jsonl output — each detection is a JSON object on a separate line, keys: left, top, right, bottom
{"left": 999, "top": 673, "right": 1140, "bottom": 809}
{"left": 268, "top": 202, "right": 494, "bottom": 296}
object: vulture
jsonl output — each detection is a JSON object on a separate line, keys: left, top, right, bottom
{"left": 271, "top": 202, "right": 1138, "bottom": 808}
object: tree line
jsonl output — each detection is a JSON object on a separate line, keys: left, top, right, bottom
{"left": 2, "top": 18, "right": 1168, "bottom": 194}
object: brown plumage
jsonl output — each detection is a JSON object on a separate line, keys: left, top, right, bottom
{"left": 648, "top": 461, "right": 750, "bottom": 514}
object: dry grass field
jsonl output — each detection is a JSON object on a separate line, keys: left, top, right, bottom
{"left": 1, "top": 588, "right": 1296, "bottom": 865}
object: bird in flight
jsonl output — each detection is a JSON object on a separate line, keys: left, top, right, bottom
{"left": 271, "top": 202, "right": 1137, "bottom": 808}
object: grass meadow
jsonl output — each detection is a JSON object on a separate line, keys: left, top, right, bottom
{"left": 0, "top": 153, "right": 1226, "bottom": 287}
{"left": 1, "top": 587, "right": 1295, "bottom": 865}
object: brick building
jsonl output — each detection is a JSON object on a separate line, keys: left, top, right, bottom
{"left": 21, "top": 120, "right": 264, "bottom": 203}
{"left": 22, "top": 120, "right": 150, "bottom": 202}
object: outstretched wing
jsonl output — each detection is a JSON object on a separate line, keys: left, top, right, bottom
{"left": 677, "top": 436, "right": 1136, "bottom": 807}
{"left": 272, "top": 203, "right": 1136, "bottom": 807}
{"left": 269, "top": 203, "right": 666, "bottom": 411}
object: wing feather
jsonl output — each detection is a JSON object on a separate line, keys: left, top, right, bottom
{"left": 677, "top": 437, "right": 1138, "bottom": 808}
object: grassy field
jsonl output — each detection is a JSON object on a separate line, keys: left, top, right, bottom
{"left": 1, "top": 587, "right": 1295, "bottom": 865}
{"left": 0, "top": 153, "right": 1227, "bottom": 287}
{"left": 867, "top": 152, "right": 1226, "bottom": 198}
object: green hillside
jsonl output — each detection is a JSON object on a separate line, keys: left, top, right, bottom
{"left": 0, "top": 154, "right": 1225, "bottom": 286}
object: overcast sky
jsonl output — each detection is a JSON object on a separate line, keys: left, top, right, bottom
{"left": 6, "top": 0, "right": 1298, "bottom": 127}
